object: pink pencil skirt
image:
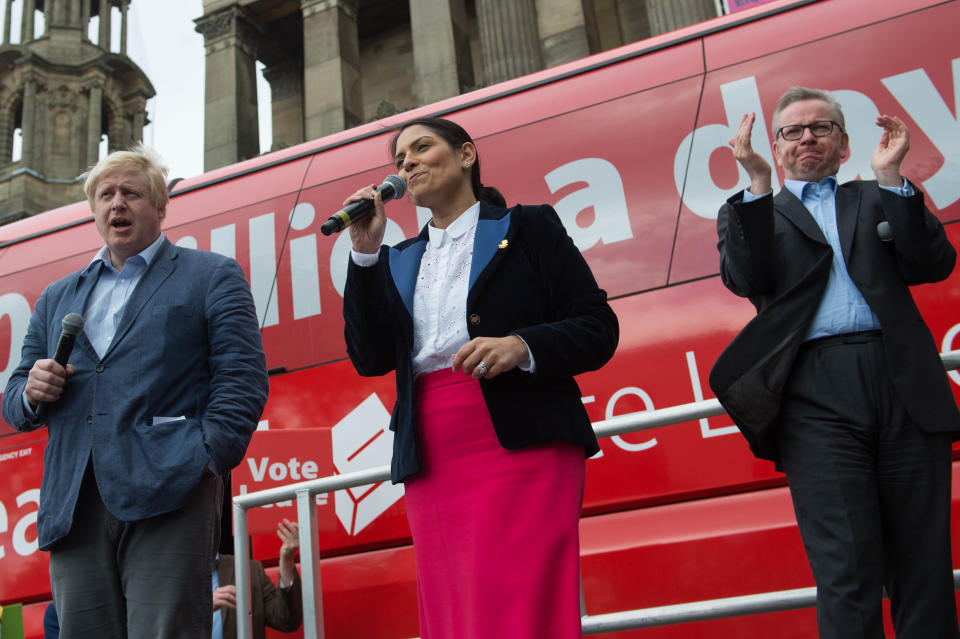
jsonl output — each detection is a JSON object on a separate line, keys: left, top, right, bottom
{"left": 404, "top": 368, "right": 586, "bottom": 639}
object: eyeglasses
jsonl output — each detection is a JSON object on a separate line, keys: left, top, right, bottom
{"left": 777, "top": 120, "right": 843, "bottom": 141}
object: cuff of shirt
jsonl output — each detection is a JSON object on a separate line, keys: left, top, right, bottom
{"left": 21, "top": 390, "right": 36, "bottom": 419}
{"left": 878, "top": 177, "right": 914, "bottom": 197}
{"left": 742, "top": 189, "right": 772, "bottom": 203}
{"left": 350, "top": 250, "right": 380, "bottom": 267}
{"left": 513, "top": 334, "right": 536, "bottom": 374}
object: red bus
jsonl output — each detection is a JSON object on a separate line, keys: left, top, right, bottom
{"left": 3, "top": 0, "right": 960, "bottom": 636}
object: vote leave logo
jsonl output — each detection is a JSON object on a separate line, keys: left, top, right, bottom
{"left": 330, "top": 394, "right": 404, "bottom": 536}
{"left": 234, "top": 393, "right": 402, "bottom": 538}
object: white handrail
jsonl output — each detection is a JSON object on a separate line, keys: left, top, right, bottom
{"left": 233, "top": 349, "right": 960, "bottom": 639}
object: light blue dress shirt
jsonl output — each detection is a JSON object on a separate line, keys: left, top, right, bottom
{"left": 83, "top": 234, "right": 167, "bottom": 358}
{"left": 742, "top": 177, "right": 912, "bottom": 340}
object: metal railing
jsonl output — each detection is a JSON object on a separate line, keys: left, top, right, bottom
{"left": 233, "top": 349, "right": 960, "bottom": 639}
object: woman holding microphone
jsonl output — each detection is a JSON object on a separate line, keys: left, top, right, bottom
{"left": 342, "top": 117, "right": 618, "bottom": 639}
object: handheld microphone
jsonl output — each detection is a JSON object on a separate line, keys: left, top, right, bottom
{"left": 321, "top": 174, "right": 406, "bottom": 236}
{"left": 34, "top": 313, "right": 84, "bottom": 423}
{"left": 877, "top": 221, "right": 893, "bottom": 242}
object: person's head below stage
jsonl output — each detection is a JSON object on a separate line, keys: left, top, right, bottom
{"left": 83, "top": 144, "right": 169, "bottom": 270}
{"left": 390, "top": 117, "right": 506, "bottom": 226}
{"left": 770, "top": 86, "right": 850, "bottom": 183}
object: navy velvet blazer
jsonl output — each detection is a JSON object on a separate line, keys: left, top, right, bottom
{"left": 343, "top": 202, "right": 619, "bottom": 483}
{"left": 1, "top": 238, "right": 269, "bottom": 549}
{"left": 709, "top": 181, "right": 960, "bottom": 461}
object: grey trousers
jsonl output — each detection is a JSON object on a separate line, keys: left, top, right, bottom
{"left": 778, "top": 332, "right": 959, "bottom": 639}
{"left": 49, "top": 464, "right": 222, "bottom": 639}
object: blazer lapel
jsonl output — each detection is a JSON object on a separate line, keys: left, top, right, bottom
{"left": 388, "top": 228, "right": 428, "bottom": 320}
{"left": 102, "top": 239, "right": 177, "bottom": 360}
{"left": 775, "top": 189, "right": 828, "bottom": 245}
{"left": 69, "top": 261, "right": 103, "bottom": 362}
{"left": 836, "top": 183, "right": 861, "bottom": 263}
{"left": 468, "top": 202, "right": 511, "bottom": 298}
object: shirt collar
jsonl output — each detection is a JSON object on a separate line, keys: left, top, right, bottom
{"left": 86, "top": 234, "right": 167, "bottom": 274}
{"left": 785, "top": 175, "right": 838, "bottom": 201}
{"left": 427, "top": 201, "right": 480, "bottom": 246}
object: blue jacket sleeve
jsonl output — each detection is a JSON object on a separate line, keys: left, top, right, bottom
{"left": 201, "top": 258, "right": 269, "bottom": 473}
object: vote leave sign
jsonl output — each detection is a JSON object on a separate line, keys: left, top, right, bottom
{"left": 0, "top": 438, "right": 44, "bottom": 602}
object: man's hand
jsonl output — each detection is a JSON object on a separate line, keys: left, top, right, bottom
{"left": 729, "top": 113, "right": 772, "bottom": 196}
{"left": 277, "top": 518, "right": 299, "bottom": 588}
{"left": 24, "top": 360, "right": 75, "bottom": 408}
{"left": 213, "top": 585, "right": 237, "bottom": 611}
{"left": 872, "top": 114, "right": 910, "bottom": 187}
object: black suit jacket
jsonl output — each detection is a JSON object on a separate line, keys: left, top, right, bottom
{"left": 343, "top": 202, "right": 619, "bottom": 482}
{"left": 218, "top": 554, "right": 302, "bottom": 639}
{"left": 709, "top": 180, "right": 960, "bottom": 461}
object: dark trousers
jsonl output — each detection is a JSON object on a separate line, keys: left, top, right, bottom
{"left": 49, "top": 464, "right": 222, "bottom": 639}
{"left": 778, "top": 332, "right": 959, "bottom": 639}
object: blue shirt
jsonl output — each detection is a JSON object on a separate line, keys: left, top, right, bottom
{"left": 742, "top": 177, "right": 912, "bottom": 340}
{"left": 83, "top": 234, "right": 167, "bottom": 357}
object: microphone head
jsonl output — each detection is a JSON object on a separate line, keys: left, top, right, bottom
{"left": 380, "top": 174, "right": 406, "bottom": 202}
{"left": 61, "top": 313, "right": 85, "bottom": 336}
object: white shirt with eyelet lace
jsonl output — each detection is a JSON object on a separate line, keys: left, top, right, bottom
{"left": 350, "top": 201, "right": 534, "bottom": 378}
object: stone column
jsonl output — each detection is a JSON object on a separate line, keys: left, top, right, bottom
{"left": 646, "top": 0, "right": 717, "bottom": 36}
{"left": 131, "top": 110, "right": 145, "bottom": 141}
{"left": 301, "top": 0, "right": 361, "bottom": 140}
{"left": 86, "top": 81, "right": 103, "bottom": 165}
{"left": 535, "top": 0, "right": 592, "bottom": 68}
{"left": 3, "top": 0, "right": 11, "bottom": 44}
{"left": 195, "top": 6, "right": 261, "bottom": 170}
{"left": 20, "top": 75, "right": 37, "bottom": 167}
{"left": 99, "top": 0, "right": 110, "bottom": 49}
{"left": 81, "top": 0, "right": 90, "bottom": 38}
{"left": 48, "top": 0, "right": 58, "bottom": 28}
{"left": 22, "top": 0, "right": 35, "bottom": 43}
{"left": 476, "top": 0, "right": 542, "bottom": 86}
{"left": 120, "top": 0, "right": 127, "bottom": 54}
{"left": 410, "top": 0, "right": 474, "bottom": 105}
{"left": 263, "top": 61, "right": 304, "bottom": 151}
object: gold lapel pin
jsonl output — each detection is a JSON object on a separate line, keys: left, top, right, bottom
{"left": 498, "top": 239, "right": 509, "bottom": 250}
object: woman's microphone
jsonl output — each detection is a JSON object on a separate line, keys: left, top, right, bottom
{"left": 321, "top": 175, "right": 407, "bottom": 236}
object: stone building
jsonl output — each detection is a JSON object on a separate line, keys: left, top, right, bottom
{"left": 0, "top": 0, "right": 154, "bottom": 224}
{"left": 195, "top": 0, "right": 720, "bottom": 172}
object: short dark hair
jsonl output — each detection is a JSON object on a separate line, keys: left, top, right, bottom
{"left": 772, "top": 86, "right": 845, "bottom": 138}
{"left": 390, "top": 117, "right": 506, "bottom": 208}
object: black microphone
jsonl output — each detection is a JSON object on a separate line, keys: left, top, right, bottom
{"left": 320, "top": 174, "right": 407, "bottom": 236}
{"left": 877, "top": 221, "right": 893, "bottom": 242}
{"left": 34, "top": 313, "right": 84, "bottom": 423}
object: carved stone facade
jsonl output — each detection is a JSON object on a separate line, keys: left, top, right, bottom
{"left": 0, "top": 0, "right": 155, "bottom": 224}
{"left": 197, "top": 0, "right": 720, "bottom": 172}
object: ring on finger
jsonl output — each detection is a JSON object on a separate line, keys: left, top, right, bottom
{"left": 475, "top": 361, "right": 489, "bottom": 376}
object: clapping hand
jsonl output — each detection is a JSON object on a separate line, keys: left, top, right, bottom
{"left": 872, "top": 115, "right": 910, "bottom": 187}
{"left": 729, "top": 113, "right": 772, "bottom": 196}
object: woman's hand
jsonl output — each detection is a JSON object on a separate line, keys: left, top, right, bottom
{"left": 346, "top": 185, "right": 387, "bottom": 254}
{"left": 452, "top": 335, "right": 530, "bottom": 380}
